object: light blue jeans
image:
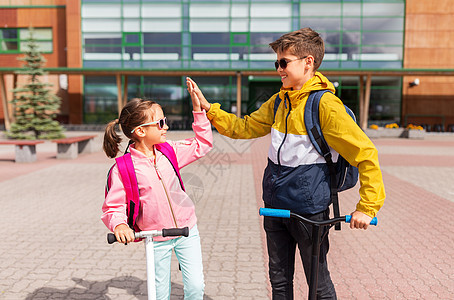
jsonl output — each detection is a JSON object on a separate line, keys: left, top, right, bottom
{"left": 153, "top": 224, "right": 205, "bottom": 300}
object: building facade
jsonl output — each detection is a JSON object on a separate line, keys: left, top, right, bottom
{"left": 1, "top": 0, "right": 453, "bottom": 131}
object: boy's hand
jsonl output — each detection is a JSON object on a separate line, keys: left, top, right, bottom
{"left": 114, "top": 223, "right": 135, "bottom": 244}
{"left": 349, "top": 210, "right": 373, "bottom": 230}
{"left": 186, "top": 77, "right": 211, "bottom": 111}
{"left": 186, "top": 77, "right": 201, "bottom": 111}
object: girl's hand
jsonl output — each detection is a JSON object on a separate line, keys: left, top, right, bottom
{"left": 186, "top": 77, "right": 201, "bottom": 112}
{"left": 114, "top": 223, "right": 135, "bottom": 244}
{"left": 186, "top": 77, "right": 211, "bottom": 111}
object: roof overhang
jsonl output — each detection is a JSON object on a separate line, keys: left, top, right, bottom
{"left": 1, "top": 68, "right": 454, "bottom": 77}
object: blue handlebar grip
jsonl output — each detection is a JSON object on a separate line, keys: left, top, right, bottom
{"left": 370, "top": 217, "right": 378, "bottom": 226}
{"left": 259, "top": 208, "right": 291, "bottom": 218}
{"left": 345, "top": 215, "right": 378, "bottom": 226}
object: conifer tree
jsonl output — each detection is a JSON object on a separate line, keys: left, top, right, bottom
{"left": 7, "top": 28, "right": 64, "bottom": 140}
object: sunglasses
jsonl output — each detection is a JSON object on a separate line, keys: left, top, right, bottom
{"left": 274, "top": 56, "right": 308, "bottom": 70}
{"left": 131, "top": 117, "right": 167, "bottom": 133}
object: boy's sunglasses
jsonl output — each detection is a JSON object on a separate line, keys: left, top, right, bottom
{"left": 274, "top": 56, "right": 307, "bottom": 70}
{"left": 131, "top": 117, "right": 167, "bottom": 133}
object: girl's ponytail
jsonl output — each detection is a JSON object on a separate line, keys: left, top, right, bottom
{"left": 103, "top": 119, "right": 122, "bottom": 158}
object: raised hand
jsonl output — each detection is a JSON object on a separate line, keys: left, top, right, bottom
{"left": 186, "top": 77, "right": 211, "bottom": 111}
{"left": 186, "top": 77, "right": 201, "bottom": 111}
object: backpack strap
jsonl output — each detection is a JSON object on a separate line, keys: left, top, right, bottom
{"left": 105, "top": 165, "right": 114, "bottom": 197}
{"left": 304, "top": 90, "right": 333, "bottom": 157}
{"left": 304, "top": 90, "right": 342, "bottom": 230}
{"left": 155, "top": 142, "right": 185, "bottom": 191}
{"left": 115, "top": 153, "right": 140, "bottom": 230}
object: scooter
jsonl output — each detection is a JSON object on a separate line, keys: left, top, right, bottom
{"left": 107, "top": 227, "right": 189, "bottom": 300}
{"left": 259, "top": 208, "right": 377, "bottom": 300}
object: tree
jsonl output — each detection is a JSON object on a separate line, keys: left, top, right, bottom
{"left": 7, "top": 28, "right": 64, "bottom": 140}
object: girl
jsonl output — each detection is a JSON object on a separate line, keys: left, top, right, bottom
{"left": 102, "top": 78, "right": 212, "bottom": 299}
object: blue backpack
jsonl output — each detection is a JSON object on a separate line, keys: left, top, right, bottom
{"left": 273, "top": 90, "right": 359, "bottom": 229}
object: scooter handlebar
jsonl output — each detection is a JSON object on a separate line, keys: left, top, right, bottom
{"left": 259, "top": 208, "right": 290, "bottom": 218}
{"left": 107, "top": 226, "right": 190, "bottom": 244}
{"left": 345, "top": 215, "right": 378, "bottom": 226}
{"left": 162, "top": 227, "right": 189, "bottom": 237}
{"left": 107, "top": 233, "right": 117, "bottom": 244}
{"left": 259, "top": 208, "right": 378, "bottom": 226}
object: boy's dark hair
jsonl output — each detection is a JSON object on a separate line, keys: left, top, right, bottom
{"left": 103, "top": 98, "right": 159, "bottom": 158}
{"left": 269, "top": 27, "right": 324, "bottom": 71}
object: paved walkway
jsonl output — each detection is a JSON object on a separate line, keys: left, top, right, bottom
{"left": 0, "top": 131, "right": 453, "bottom": 299}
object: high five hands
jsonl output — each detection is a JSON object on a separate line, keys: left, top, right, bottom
{"left": 186, "top": 77, "right": 211, "bottom": 112}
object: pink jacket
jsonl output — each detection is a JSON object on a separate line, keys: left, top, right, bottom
{"left": 102, "top": 111, "right": 213, "bottom": 241}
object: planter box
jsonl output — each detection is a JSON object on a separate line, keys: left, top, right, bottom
{"left": 402, "top": 129, "right": 426, "bottom": 139}
{"left": 364, "top": 128, "right": 405, "bottom": 138}
{"left": 365, "top": 128, "right": 426, "bottom": 139}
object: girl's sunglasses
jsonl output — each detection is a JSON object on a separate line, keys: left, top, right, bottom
{"left": 274, "top": 56, "right": 307, "bottom": 70}
{"left": 131, "top": 117, "right": 167, "bottom": 133}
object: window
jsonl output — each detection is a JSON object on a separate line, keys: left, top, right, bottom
{"left": 81, "top": 4, "right": 121, "bottom": 18}
{"left": 300, "top": 1, "right": 404, "bottom": 68}
{"left": 143, "top": 33, "right": 181, "bottom": 45}
{"left": 143, "top": 33, "right": 181, "bottom": 60}
{"left": 0, "top": 29, "right": 18, "bottom": 52}
{"left": 79, "top": 0, "right": 407, "bottom": 124}
{"left": 192, "top": 33, "right": 230, "bottom": 45}
{"left": 231, "top": 33, "right": 249, "bottom": 45}
{"left": 0, "top": 28, "right": 53, "bottom": 53}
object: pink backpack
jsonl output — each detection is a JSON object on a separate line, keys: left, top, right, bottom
{"left": 105, "top": 142, "right": 185, "bottom": 232}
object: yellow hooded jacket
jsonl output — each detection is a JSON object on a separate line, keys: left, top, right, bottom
{"left": 206, "top": 72, "right": 385, "bottom": 217}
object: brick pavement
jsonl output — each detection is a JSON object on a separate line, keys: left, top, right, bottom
{"left": 0, "top": 131, "right": 268, "bottom": 300}
{"left": 0, "top": 131, "right": 453, "bottom": 299}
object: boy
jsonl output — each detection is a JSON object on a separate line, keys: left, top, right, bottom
{"left": 187, "top": 28, "right": 385, "bottom": 299}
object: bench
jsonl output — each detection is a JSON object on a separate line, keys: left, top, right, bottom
{"left": 52, "top": 135, "right": 97, "bottom": 159}
{"left": 0, "top": 140, "right": 45, "bottom": 163}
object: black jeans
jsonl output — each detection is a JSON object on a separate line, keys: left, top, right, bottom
{"left": 264, "top": 206, "right": 337, "bottom": 300}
